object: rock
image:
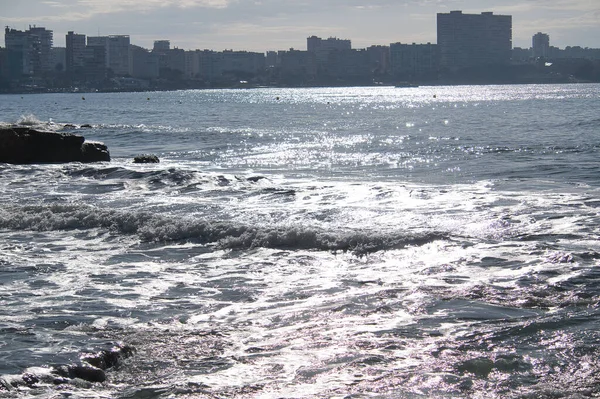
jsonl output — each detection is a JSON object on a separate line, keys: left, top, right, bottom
{"left": 133, "top": 154, "right": 160, "bottom": 163}
{"left": 216, "top": 175, "right": 230, "bottom": 186}
{"left": 0, "top": 127, "right": 110, "bottom": 164}
{"left": 247, "top": 176, "right": 267, "bottom": 183}
{"left": 81, "top": 142, "right": 111, "bottom": 163}
{"left": 67, "top": 364, "right": 106, "bottom": 383}
{"left": 80, "top": 343, "right": 136, "bottom": 370}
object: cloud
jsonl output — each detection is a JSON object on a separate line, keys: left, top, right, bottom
{"left": 492, "top": 0, "right": 600, "bottom": 13}
{"left": 2, "top": 0, "right": 235, "bottom": 24}
{"left": 75, "top": 0, "right": 233, "bottom": 14}
{"left": 41, "top": 1, "right": 69, "bottom": 7}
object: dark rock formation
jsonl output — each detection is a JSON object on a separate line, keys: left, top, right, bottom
{"left": 216, "top": 175, "right": 230, "bottom": 186}
{"left": 247, "top": 176, "right": 267, "bottom": 183}
{"left": 133, "top": 154, "right": 160, "bottom": 163}
{"left": 0, "top": 343, "right": 135, "bottom": 391}
{"left": 0, "top": 127, "right": 110, "bottom": 164}
{"left": 80, "top": 344, "right": 136, "bottom": 370}
{"left": 54, "top": 363, "right": 107, "bottom": 383}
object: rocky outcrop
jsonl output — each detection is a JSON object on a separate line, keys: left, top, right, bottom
{"left": 133, "top": 154, "right": 160, "bottom": 163}
{"left": 0, "top": 127, "right": 110, "bottom": 164}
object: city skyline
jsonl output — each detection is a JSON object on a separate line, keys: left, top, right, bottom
{"left": 1, "top": 0, "right": 599, "bottom": 53}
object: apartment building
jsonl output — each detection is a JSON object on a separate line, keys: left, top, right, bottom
{"left": 437, "top": 11, "right": 512, "bottom": 70}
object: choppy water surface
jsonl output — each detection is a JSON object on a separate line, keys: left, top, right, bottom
{"left": 1, "top": 85, "right": 600, "bottom": 398}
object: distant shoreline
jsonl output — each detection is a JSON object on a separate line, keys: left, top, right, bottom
{"left": 1, "top": 79, "right": 597, "bottom": 96}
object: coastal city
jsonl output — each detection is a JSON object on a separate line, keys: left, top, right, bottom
{"left": 1, "top": 10, "right": 600, "bottom": 93}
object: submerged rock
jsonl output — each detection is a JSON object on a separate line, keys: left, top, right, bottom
{"left": 133, "top": 154, "right": 160, "bottom": 163}
{"left": 0, "top": 127, "right": 110, "bottom": 164}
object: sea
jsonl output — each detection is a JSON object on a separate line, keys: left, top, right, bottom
{"left": 1, "top": 84, "right": 600, "bottom": 398}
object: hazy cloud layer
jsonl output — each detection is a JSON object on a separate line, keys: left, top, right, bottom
{"left": 1, "top": 0, "right": 598, "bottom": 51}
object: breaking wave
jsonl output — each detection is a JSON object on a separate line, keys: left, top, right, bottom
{"left": 0, "top": 114, "right": 95, "bottom": 132}
{"left": 0, "top": 203, "right": 448, "bottom": 255}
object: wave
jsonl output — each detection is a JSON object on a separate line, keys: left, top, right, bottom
{"left": 1, "top": 115, "right": 184, "bottom": 133}
{"left": 0, "top": 203, "right": 448, "bottom": 255}
{"left": 65, "top": 166, "right": 196, "bottom": 183}
{"left": 0, "top": 114, "right": 95, "bottom": 132}
{"left": 556, "top": 117, "right": 600, "bottom": 129}
{"left": 455, "top": 144, "right": 598, "bottom": 156}
{"left": 93, "top": 122, "right": 190, "bottom": 133}
{"left": 62, "top": 166, "right": 270, "bottom": 193}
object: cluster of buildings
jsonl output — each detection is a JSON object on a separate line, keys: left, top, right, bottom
{"left": 1, "top": 11, "right": 599, "bottom": 91}
{"left": 513, "top": 31, "right": 600, "bottom": 62}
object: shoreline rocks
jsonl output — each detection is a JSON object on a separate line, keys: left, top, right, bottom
{"left": 0, "top": 343, "right": 135, "bottom": 391}
{"left": 0, "top": 127, "right": 110, "bottom": 164}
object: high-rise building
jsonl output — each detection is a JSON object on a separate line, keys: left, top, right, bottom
{"left": 87, "top": 36, "right": 110, "bottom": 68}
{"left": 4, "top": 26, "right": 53, "bottom": 76}
{"left": 307, "top": 36, "right": 352, "bottom": 74}
{"left": 153, "top": 40, "right": 170, "bottom": 52}
{"left": 27, "top": 26, "right": 53, "bottom": 74}
{"left": 66, "top": 31, "right": 86, "bottom": 74}
{"left": 4, "top": 27, "right": 30, "bottom": 75}
{"left": 437, "top": 11, "right": 512, "bottom": 70}
{"left": 107, "top": 35, "right": 131, "bottom": 76}
{"left": 532, "top": 32, "right": 550, "bottom": 59}
{"left": 86, "top": 35, "right": 131, "bottom": 76}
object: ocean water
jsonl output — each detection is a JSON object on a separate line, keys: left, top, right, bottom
{"left": 1, "top": 84, "right": 600, "bottom": 398}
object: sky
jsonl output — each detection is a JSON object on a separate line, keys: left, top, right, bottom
{"left": 1, "top": 0, "right": 599, "bottom": 52}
